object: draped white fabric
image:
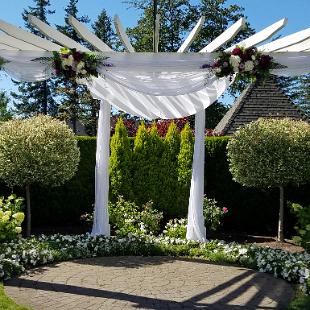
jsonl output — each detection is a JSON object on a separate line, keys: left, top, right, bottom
{"left": 85, "top": 76, "right": 230, "bottom": 119}
{"left": 91, "top": 101, "right": 111, "bottom": 236}
{"left": 2, "top": 50, "right": 310, "bottom": 84}
{"left": 186, "top": 110, "right": 207, "bottom": 242}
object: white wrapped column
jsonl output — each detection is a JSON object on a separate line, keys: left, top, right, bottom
{"left": 186, "top": 109, "right": 207, "bottom": 242}
{"left": 91, "top": 100, "right": 111, "bottom": 236}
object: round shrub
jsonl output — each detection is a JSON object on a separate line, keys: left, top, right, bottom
{"left": 227, "top": 118, "right": 310, "bottom": 241}
{"left": 0, "top": 115, "right": 80, "bottom": 235}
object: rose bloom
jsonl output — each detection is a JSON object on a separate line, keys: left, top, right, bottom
{"left": 223, "top": 207, "right": 228, "bottom": 213}
{"left": 231, "top": 47, "right": 242, "bottom": 56}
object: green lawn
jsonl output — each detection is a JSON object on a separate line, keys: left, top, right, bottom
{"left": 0, "top": 283, "right": 31, "bottom": 310}
{"left": 285, "top": 291, "right": 310, "bottom": 310}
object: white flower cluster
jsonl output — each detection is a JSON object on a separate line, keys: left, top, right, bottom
{"left": 61, "top": 55, "right": 87, "bottom": 75}
{"left": 229, "top": 55, "right": 255, "bottom": 73}
{"left": 0, "top": 234, "right": 309, "bottom": 295}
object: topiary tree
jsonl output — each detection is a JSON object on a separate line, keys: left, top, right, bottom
{"left": 227, "top": 118, "right": 310, "bottom": 241}
{"left": 177, "top": 123, "right": 194, "bottom": 216}
{"left": 0, "top": 115, "right": 80, "bottom": 236}
{"left": 109, "top": 118, "right": 133, "bottom": 201}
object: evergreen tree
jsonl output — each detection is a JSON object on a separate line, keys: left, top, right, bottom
{"left": 11, "top": 0, "right": 57, "bottom": 117}
{"left": 81, "top": 9, "right": 118, "bottom": 135}
{"left": 56, "top": 0, "right": 93, "bottom": 133}
{"left": 0, "top": 91, "right": 13, "bottom": 121}
{"left": 177, "top": 123, "right": 194, "bottom": 215}
{"left": 109, "top": 118, "right": 133, "bottom": 201}
{"left": 160, "top": 122, "right": 181, "bottom": 217}
{"left": 132, "top": 123, "right": 165, "bottom": 209}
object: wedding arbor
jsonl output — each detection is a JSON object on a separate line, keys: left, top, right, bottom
{"left": 0, "top": 13, "right": 310, "bottom": 242}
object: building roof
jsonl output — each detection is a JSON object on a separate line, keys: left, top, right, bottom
{"left": 214, "top": 77, "right": 307, "bottom": 135}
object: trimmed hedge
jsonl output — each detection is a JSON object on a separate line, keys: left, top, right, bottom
{"left": 2, "top": 134, "right": 309, "bottom": 235}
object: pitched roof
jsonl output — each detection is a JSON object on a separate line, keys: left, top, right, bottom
{"left": 214, "top": 77, "right": 307, "bottom": 135}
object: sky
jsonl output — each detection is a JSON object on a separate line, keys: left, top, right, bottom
{"left": 0, "top": 0, "right": 309, "bottom": 104}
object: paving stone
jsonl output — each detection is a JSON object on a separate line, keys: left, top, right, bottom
{"left": 4, "top": 256, "right": 294, "bottom": 310}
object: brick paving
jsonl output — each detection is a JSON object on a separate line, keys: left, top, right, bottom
{"left": 4, "top": 256, "right": 294, "bottom": 310}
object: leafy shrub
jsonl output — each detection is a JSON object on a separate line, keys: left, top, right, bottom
{"left": 81, "top": 197, "right": 163, "bottom": 237}
{"left": 0, "top": 115, "right": 80, "bottom": 235}
{"left": 109, "top": 197, "right": 163, "bottom": 237}
{"left": 162, "top": 218, "right": 187, "bottom": 239}
{"left": 290, "top": 203, "right": 310, "bottom": 252}
{"left": 203, "top": 197, "right": 228, "bottom": 232}
{"left": 0, "top": 194, "right": 25, "bottom": 241}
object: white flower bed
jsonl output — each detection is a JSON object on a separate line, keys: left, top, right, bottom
{"left": 0, "top": 234, "right": 309, "bottom": 294}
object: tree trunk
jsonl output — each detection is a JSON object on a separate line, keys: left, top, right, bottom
{"left": 278, "top": 185, "right": 284, "bottom": 242}
{"left": 25, "top": 184, "right": 31, "bottom": 237}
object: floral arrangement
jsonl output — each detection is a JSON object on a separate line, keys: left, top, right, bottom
{"left": 0, "top": 234, "right": 309, "bottom": 294}
{"left": 52, "top": 47, "right": 112, "bottom": 79}
{"left": 202, "top": 46, "right": 277, "bottom": 82}
{"left": 0, "top": 195, "right": 25, "bottom": 241}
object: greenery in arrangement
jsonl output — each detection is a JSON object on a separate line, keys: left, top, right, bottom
{"left": 51, "top": 47, "right": 112, "bottom": 80}
{"left": 0, "top": 195, "right": 25, "bottom": 242}
{"left": 290, "top": 203, "right": 310, "bottom": 252}
{"left": 203, "top": 46, "right": 276, "bottom": 82}
{"left": 0, "top": 115, "right": 80, "bottom": 236}
{"left": 227, "top": 118, "right": 310, "bottom": 241}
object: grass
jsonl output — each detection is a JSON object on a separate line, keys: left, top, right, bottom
{"left": 0, "top": 282, "right": 31, "bottom": 310}
{"left": 285, "top": 289, "right": 310, "bottom": 310}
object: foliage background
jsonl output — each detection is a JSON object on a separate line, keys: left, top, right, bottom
{"left": 0, "top": 129, "right": 306, "bottom": 236}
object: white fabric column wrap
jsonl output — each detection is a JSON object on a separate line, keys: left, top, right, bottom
{"left": 186, "top": 110, "right": 207, "bottom": 242}
{"left": 91, "top": 101, "right": 111, "bottom": 236}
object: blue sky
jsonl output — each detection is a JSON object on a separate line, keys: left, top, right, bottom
{"left": 0, "top": 0, "right": 309, "bottom": 104}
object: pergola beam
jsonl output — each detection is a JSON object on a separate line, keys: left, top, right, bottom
{"left": 0, "top": 18, "right": 61, "bottom": 51}
{"left": 276, "top": 37, "right": 310, "bottom": 52}
{"left": 178, "top": 16, "right": 205, "bottom": 53}
{"left": 68, "top": 15, "right": 113, "bottom": 52}
{"left": 114, "top": 15, "right": 135, "bottom": 53}
{"left": 199, "top": 18, "right": 245, "bottom": 53}
{"left": 0, "top": 34, "right": 44, "bottom": 51}
{"left": 258, "top": 27, "right": 310, "bottom": 52}
{"left": 28, "top": 15, "right": 89, "bottom": 52}
{"left": 226, "top": 18, "right": 287, "bottom": 51}
{"left": 0, "top": 42, "right": 18, "bottom": 50}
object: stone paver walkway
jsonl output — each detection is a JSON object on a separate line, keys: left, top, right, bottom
{"left": 5, "top": 256, "right": 294, "bottom": 310}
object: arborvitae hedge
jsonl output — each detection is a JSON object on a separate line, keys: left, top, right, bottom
{"left": 9, "top": 132, "right": 309, "bottom": 235}
{"left": 177, "top": 124, "right": 194, "bottom": 216}
{"left": 109, "top": 118, "right": 132, "bottom": 201}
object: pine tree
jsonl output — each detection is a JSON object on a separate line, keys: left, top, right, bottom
{"left": 55, "top": 0, "right": 94, "bottom": 133}
{"left": 177, "top": 123, "right": 194, "bottom": 216}
{"left": 109, "top": 118, "right": 133, "bottom": 201}
{"left": 0, "top": 91, "right": 13, "bottom": 121}
{"left": 81, "top": 9, "right": 118, "bottom": 135}
{"left": 11, "top": 0, "right": 57, "bottom": 117}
